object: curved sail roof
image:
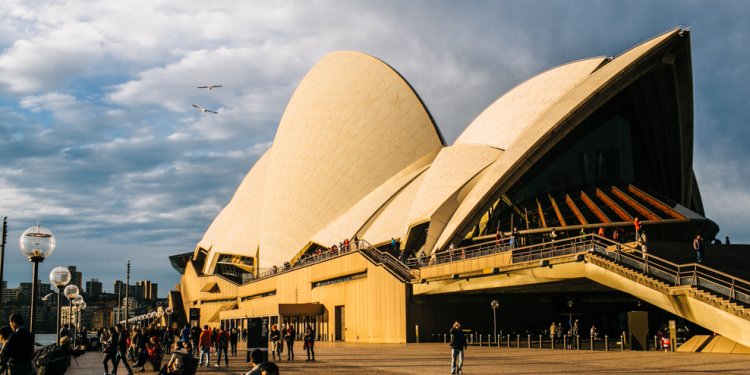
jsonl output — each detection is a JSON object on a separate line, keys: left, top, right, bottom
{"left": 434, "top": 28, "right": 686, "bottom": 250}
{"left": 455, "top": 57, "right": 606, "bottom": 150}
{"left": 198, "top": 51, "right": 444, "bottom": 268}
{"left": 190, "top": 28, "right": 705, "bottom": 273}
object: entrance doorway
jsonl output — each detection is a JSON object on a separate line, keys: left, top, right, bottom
{"left": 335, "top": 305, "right": 345, "bottom": 341}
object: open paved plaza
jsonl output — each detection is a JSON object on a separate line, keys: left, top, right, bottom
{"left": 66, "top": 342, "right": 750, "bottom": 374}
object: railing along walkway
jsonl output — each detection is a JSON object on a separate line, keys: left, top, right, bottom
{"left": 415, "top": 233, "right": 750, "bottom": 312}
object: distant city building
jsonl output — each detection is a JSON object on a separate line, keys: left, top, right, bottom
{"left": 19, "top": 281, "right": 51, "bottom": 302}
{"left": 1, "top": 285, "right": 14, "bottom": 302}
{"left": 91, "top": 307, "right": 113, "bottom": 329}
{"left": 136, "top": 280, "right": 158, "bottom": 300}
{"left": 86, "top": 278, "right": 103, "bottom": 301}
{"left": 68, "top": 266, "right": 83, "bottom": 290}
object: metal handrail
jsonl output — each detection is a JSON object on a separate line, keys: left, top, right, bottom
{"left": 588, "top": 235, "right": 750, "bottom": 307}
{"left": 240, "top": 232, "right": 750, "bottom": 308}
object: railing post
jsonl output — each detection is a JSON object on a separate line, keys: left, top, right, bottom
{"left": 444, "top": 333, "right": 447, "bottom": 344}
{"left": 692, "top": 266, "right": 697, "bottom": 286}
{"left": 563, "top": 335, "right": 567, "bottom": 350}
{"left": 479, "top": 334, "right": 483, "bottom": 347}
{"left": 516, "top": 334, "right": 520, "bottom": 348}
{"left": 731, "top": 279, "right": 736, "bottom": 301}
{"left": 528, "top": 334, "right": 531, "bottom": 349}
{"left": 620, "top": 333, "right": 625, "bottom": 351}
{"left": 591, "top": 336, "right": 594, "bottom": 351}
{"left": 551, "top": 336, "right": 555, "bottom": 350}
{"left": 654, "top": 335, "right": 658, "bottom": 351}
{"left": 576, "top": 335, "right": 580, "bottom": 350}
{"left": 497, "top": 334, "right": 500, "bottom": 348}
{"left": 539, "top": 334, "right": 542, "bottom": 349}
{"left": 604, "top": 335, "right": 609, "bottom": 351}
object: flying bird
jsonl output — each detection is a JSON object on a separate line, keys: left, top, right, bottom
{"left": 41, "top": 292, "right": 55, "bottom": 301}
{"left": 192, "top": 104, "right": 218, "bottom": 114}
{"left": 197, "top": 85, "right": 223, "bottom": 91}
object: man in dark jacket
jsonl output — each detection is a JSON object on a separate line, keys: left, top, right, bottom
{"left": 449, "top": 321, "right": 467, "bottom": 375}
{"left": 113, "top": 324, "right": 134, "bottom": 374}
{"left": 0, "top": 313, "right": 35, "bottom": 375}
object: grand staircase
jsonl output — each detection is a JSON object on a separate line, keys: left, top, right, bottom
{"left": 409, "top": 234, "right": 750, "bottom": 347}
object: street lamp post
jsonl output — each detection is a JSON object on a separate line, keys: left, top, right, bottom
{"left": 491, "top": 299, "right": 500, "bottom": 344}
{"left": 19, "top": 225, "right": 56, "bottom": 334}
{"left": 125, "top": 259, "right": 131, "bottom": 330}
{"left": 77, "top": 301, "right": 87, "bottom": 343}
{"left": 49, "top": 266, "right": 71, "bottom": 346}
{"left": 72, "top": 295, "right": 83, "bottom": 346}
{"left": 166, "top": 306, "right": 174, "bottom": 330}
{"left": 64, "top": 284, "right": 79, "bottom": 338}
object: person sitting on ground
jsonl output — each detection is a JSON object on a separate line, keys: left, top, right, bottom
{"left": 260, "top": 362, "right": 279, "bottom": 375}
{"left": 159, "top": 342, "right": 192, "bottom": 375}
{"left": 136, "top": 336, "right": 162, "bottom": 371}
{"left": 245, "top": 349, "right": 264, "bottom": 375}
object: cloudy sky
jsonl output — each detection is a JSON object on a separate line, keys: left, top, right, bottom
{"left": 1, "top": 0, "right": 748, "bottom": 297}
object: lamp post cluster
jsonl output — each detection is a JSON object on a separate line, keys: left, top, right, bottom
{"left": 122, "top": 307, "right": 173, "bottom": 327}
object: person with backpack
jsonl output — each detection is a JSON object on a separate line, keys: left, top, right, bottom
{"left": 449, "top": 321, "right": 467, "bottom": 375}
{"left": 215, "top": 327, "right": 229, "bottom": 367}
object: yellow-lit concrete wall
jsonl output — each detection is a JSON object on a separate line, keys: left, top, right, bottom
{"left": 181, "top": 252, "right": 408, "bottom": 343}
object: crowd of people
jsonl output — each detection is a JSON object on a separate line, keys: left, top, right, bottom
{"left": 93, "top": 322, "right": 282, "bottom": 375}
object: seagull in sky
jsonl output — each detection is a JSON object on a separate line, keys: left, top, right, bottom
{"left": 197, "top": 85, "right": 223, "bottom": 91}
{"left": 41, "top": 292, "right": 55, "bottom": 301}
{"left": 192, "top": 104, "right": 218, "bottom": 114}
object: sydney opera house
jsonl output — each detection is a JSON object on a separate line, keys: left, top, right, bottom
{"left": 169, "top": 28, "right": 750, "bottom": 346}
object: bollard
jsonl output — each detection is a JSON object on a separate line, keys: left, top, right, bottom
{"left": 576, "top": 335, "right": 580, "bottom": 350}
{"left": 528, "top": 334, "right": 531, "bottom": 349}
{"left": 654, "top": 335, "right": 658, "bottom": 351}
{"left": 591, "top": 336, "right": 594, "bottom": 351}
{"left": 516, "top": 334, "right": 520, "bottom": 348}
{"left": 604, "top": 335, "right": 609, "bottom": 351}
{"left": 497, "top": 334, "right": 500, "bottom": 348}
{"left": 539, "top": 334, "right": 543, "bottom": 349}
{"left": 563, "top": 335, "right": 567, "bottom": 350}
{"left": 551, "top": 336, "right": 555, "bottom": 350}
{"left": 620, "top": 333, "right": 625, "bottom": 351}
{"left": 479, "top": 334, "right": 483, "bottom": 347}
{"left": 444, "top": 333, "right": 447, "bottom": 344}
{"left": 507, "top": 334, "right": 511, "bottom": 348}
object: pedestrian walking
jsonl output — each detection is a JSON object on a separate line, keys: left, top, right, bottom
{"left": 304, "top": 325, "right": 315, "bottom": 361}
{"left": 215, "top": 327, "right": 229, "bottom": 367}
{"left": 549, "top": 322, "right": 557, "bottom": 343}
{"left": 113, "top": 324, "right": 135, "bottom": 375}
{"left": 693, "top": 234, "right": 704, "bottom": 263}
{"left": 449, "top": 321, "right": 466, "bottom": 374}
{"left": 102, "top": 327, "right": 118, "bottom": 375}
{"left": 191, "top": 324, "right": 201, "bottom": 351}
{"left": 230, "top": 328, "right": 238, "bottom": 356}
{"left": 199, "top": 325, "right": 212, "bottom": 367}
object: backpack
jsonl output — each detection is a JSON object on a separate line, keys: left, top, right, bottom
{"left": 219, "top": 331, "right": 229, "bottom": 348}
